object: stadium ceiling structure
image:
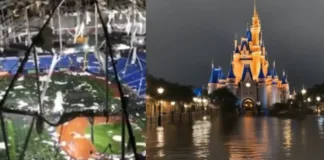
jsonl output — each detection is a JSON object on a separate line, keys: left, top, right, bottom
{"left": 0, "top": 0, "right": 146, "bottom": 159}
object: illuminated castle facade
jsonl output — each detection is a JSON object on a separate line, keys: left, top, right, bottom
{"left": 207, "top": 3, "right": 290, "bottom": 110}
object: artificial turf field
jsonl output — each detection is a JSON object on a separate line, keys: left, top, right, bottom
{"left": 0, "top": 71, "right": 145, "bottom": 159}
{"left": 56, "top": 116, "right": 145, "bottom": 159}
{"left": 0, "top": 71, "right": 117, "bottom": 112}
{"left": 85, "top": 123, "right": 145, "bottom": 155}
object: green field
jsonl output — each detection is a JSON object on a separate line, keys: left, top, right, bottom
{"left": 85, "top": 123, "right": 145, "bottom": 155}
{"left": 0, "top": 71, "right": 145, "bottom": 159}
{"left": 0, "top": 71, "right": 118, "bottom": 112}
{"left": 0, "top": 115, "right": 65, "bottom": 160}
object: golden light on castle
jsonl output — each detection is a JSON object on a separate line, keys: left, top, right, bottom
{"left": 207, "top": 1, "right": 292, "bottom": 111}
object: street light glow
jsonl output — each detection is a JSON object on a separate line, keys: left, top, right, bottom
{"left": 171, "top": 101, "right": 176, "bottom": 106}
{"left": 202, "top": 99, "right": 208, "bottom": 104}
{"left": 301, "top": 88, "right": 306, "bottom": 95}
{"left": 157, "top": 87, "right": 164, "bottom": 94}
{"left": 193, "top": 97, "right": 198, "bottom": 102}
{"left": 317, "top": 96, "right": 321, "bottom": 102}
{"left": 307, "top": 97, "right": 311, "bottom": 102}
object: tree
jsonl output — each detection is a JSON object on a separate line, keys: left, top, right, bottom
{"left": 209, "top": 88, "right": 238, "bottom": 114}
{"left": 147, "top": 74, "right": 194, "bottom": 103}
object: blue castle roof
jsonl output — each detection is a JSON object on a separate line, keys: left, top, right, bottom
{"left": 272, "top": 66, "right": 277, "bottom": 78}
{"left": 242, "top": 64, "right": 253, "bottom": 80}
{"left": 281, "top": 73, "right": 288, "bottom": 84}
{"left": 266, "top": 65, "right": 272, "bottom": 77}
{"left": 258, "top": 64, "right": 265, "bottom": 79}
{"left": 220, "top": 72, "right": 226, "bottom": 80}
{"left": 241, "top": 41, "right": 251, "bottom": 52}
{"left": 246, "top": 28, "right": 252, "bottom": 42}
{"left": 227, "top": 64, "right": 236, "bottom": 79}
{"left": 193, "top": 88, "right": 203, "bottom": 97}
{"left": 208, "top": 68, "right": 221, "bottom": 83}
{"left": 235, "top": 45, "right": 240, "bottom": 53}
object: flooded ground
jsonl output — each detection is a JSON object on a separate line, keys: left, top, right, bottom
{"left": 147, "top": 113, "right": 324, "bottom": 160}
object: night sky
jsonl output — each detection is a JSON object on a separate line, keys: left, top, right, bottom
{"left": 148, "top": 0, "right": 324, "bottom": 91}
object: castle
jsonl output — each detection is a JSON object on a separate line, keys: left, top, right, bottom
{"left": 207, "top": 3, "right": 290, "bottom": 111}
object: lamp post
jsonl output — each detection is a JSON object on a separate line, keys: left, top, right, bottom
{"left": 288, "top": 94, "right": 293, "bottom": 109}
{"left": 203, "top": 98, "right": 208, "bottom": 111}
{"left": 193, "top": 97, "right": 198, "bottom": 111}
{"left": 157, "top": 87, "right": 164, "bottom": 127}
{"left": 171, "top": 101, "right": 175, "bottom": 122}
{"left": 301, "top": 87, "right": 306, "bottom": 111}
{"left": 317, "top": 96, "right": 321, "bottom": 114}
{"left": 307, "top": 97, "right": 311, "bottom": 109}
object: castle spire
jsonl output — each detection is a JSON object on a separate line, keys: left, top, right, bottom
{"left": 234, "top": 33, "right": 238, "bottom": 49}
{"left": 272, "top": 60, "right": 277, "bottom": 78}
{"left": 281, "top": 70, "right": 288, "bottom": 84}
{"left": 258, "top": 63, "right": 265, "bottom": 79}
{"left": 253, "top": 0, "right": 258, "bottom": 17}
{"left": 211, "top": 60, "right": 214, "bottom": 69}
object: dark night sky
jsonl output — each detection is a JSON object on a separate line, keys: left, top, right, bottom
{"left": 148, "top": 0, "right": 324, "bottom": 91}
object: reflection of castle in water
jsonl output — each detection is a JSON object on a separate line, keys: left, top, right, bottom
{"left": 207, "top": 2, "right": 290, "bottom": 111}
{"left": 224, "top": 117, "right": 272, "bottom": 159}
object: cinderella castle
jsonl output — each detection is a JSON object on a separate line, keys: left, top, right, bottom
{"left": 207, "top": 2, "right": 290, "bottom": 111}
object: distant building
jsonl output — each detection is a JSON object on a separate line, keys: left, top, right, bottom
{"left": 207, "top": 3, "right": 290, "bottom": 111}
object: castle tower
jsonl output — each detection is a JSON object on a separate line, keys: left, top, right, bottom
{"left": 219, "top": 71, "right": 227, "bottom": 88}
{"left": 271, "top": 62, "right": 278, "bottom": 105}
{"left": 251, "top": 0, "right": 261, "bottom": 48}
{"left": 227, "top": 64, "right": 237, "bottom": 94}
{"left": 206, "top": 1, "right": 293, "bottom": 109}
{"left": 257, "top": 64, "right": 267, "bottom": 109}
{"left": 280, "top": 70, "right": 289, "bottom": 102}
{"left": 272, "top": 61, "right": 278, "bottom": 80}
{"left": 208, "top": 61, "right": 218, "bottom": 94}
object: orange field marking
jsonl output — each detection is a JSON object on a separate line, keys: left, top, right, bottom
{"left": 56, "top": 116, "right": 122, "bottom": 159}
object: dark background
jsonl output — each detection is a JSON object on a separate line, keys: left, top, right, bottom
{"left": 148, "top": 0, "right": 324, "bottom": 91}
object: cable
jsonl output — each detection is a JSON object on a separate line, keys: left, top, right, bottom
{"left": 18, "top": 116, "right": 36, "bottom": 160}
{"left": 0, "top": 0, "right": 40, "bottom": 25}
{"left": 94, "top": 1, "right": 139, "bottom": 159}
{"left": 0, "top": 0, "right": 65, "bottom": 111}
{"left": 0, "top": 112, "right": 10, "bottom": 159}
{"left": 0, "top": 1, "right": 65, "bottom": 159}
{"left": 0, "top": 0, "right": 144, "bottom": 159}
{"left": 32, "top": 47, "right": 43, "bottom": 115}
{"left": 0, "top": 58, "right": 21, "bottom": 160}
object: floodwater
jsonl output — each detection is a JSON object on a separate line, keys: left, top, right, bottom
{"left": 146, "top": 113, "right": 324, "bottom": 160}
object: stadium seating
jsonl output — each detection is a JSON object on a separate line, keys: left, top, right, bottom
{"left": 0, "top": 51, "right": 146, "bottom": 98}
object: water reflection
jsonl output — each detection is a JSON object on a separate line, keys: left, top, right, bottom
{"left": 192, "top": 117, "right": 211, "bottom": 159}
{"left": 146, "top": 115, "right": 324, "bottom": 160}
{"left": 156, "top": 127, "right": 165, "bottom": 157}
{"left": 317, "top": 117, "right": 324, "bottom": 138}
{"left": 282, "top": 119, "right": 292, "bottom": 158}
{"left": 225, "top": 117, "right": 270, "bottom": 160}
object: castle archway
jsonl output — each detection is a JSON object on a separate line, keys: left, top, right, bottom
{"left": 242, "top": 98, "right": 255, "bottom": 110}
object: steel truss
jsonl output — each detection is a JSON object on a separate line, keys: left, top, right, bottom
{"left": 0, "top": 0, "right": 146, "bottom": 159}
